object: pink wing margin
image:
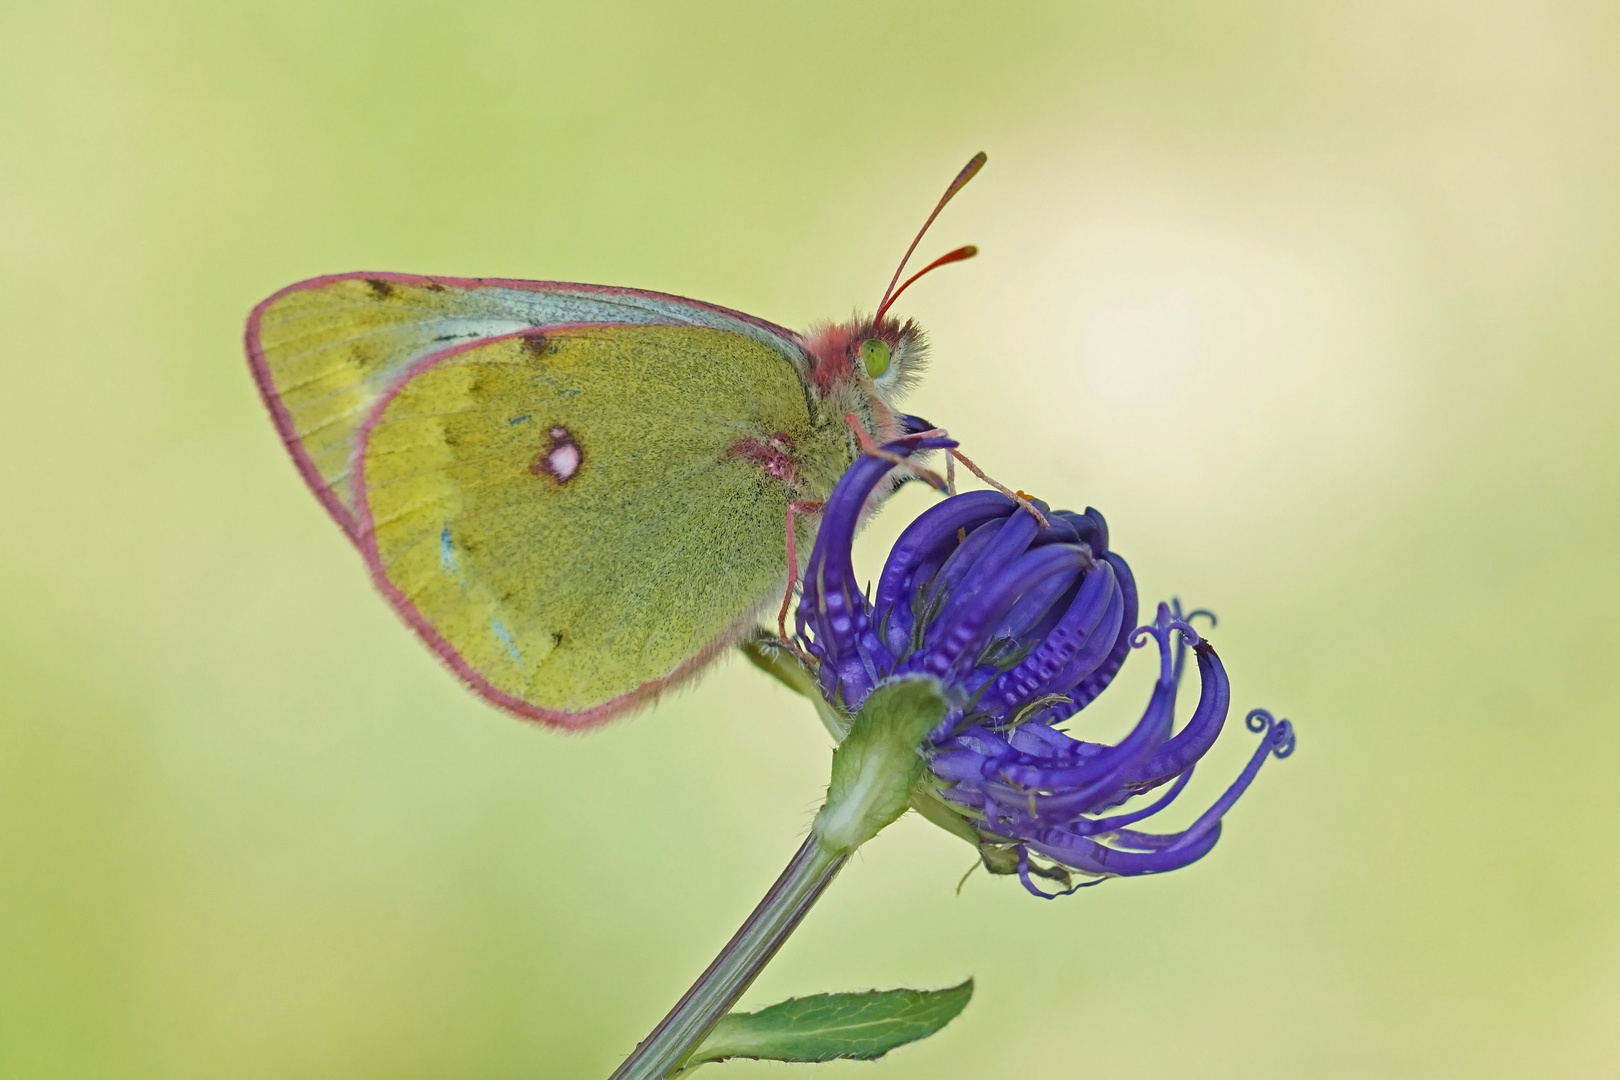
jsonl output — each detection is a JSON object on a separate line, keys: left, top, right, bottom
{"left": 245, "top": 273, "right": 802, "bottom": 729}
{"left": 243, "top": 270, "right": 805, "bottom": 543}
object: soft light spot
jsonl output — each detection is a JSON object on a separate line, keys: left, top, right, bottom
{"left": 946, "top": 155, "right": 1415, "bottom": 569}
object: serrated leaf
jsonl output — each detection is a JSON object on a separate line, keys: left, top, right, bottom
{"left": 682, "top": 980, "right": 972, "bottom": 1068}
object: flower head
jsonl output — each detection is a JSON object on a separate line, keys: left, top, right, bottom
{"left": 795, "top": 437, "right": 1295, "bottom": 896}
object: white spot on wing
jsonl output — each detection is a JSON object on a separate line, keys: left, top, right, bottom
{"left": 547, "top": 443, "right": 581, "bottom": 481}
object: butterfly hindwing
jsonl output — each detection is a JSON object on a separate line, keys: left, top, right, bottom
{"left": 354, "top": 324, "right": 824, "bottom": 727}
{"left": 246, "top": 272, "right": 804, "bottom": 537}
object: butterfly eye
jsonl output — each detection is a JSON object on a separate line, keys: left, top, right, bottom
{"left": 860, "top": 339, "right": 891, "bottom": 379}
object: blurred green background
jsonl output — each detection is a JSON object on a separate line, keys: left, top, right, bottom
{"left": 3, "top": 2, "right": 1618, "bottom": 1077}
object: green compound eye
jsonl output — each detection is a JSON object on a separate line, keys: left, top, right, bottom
{"left": 860, "top": 338, "right": 891, "bottom": 379}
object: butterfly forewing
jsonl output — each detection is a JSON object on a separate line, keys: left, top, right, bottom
{"left": 247, "top": 272, "right": 804, "bottom": 537}
{"left": 354, "top": 324, "right": 818, "bottom": 726}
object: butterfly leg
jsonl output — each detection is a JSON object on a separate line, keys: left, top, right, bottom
{"left": 778, "top": 499, "right": 827, "bottom": 644}
{"left": 902, "top": 420, "right": 957, "bottom": 493}
{"left": 946, "top": 448, "right": 1051, "bottom": 528}
{"left": 882, "top": 418, "right": 1040, "bottom": 522}
{"left": 842, "top": 413, "right": 949, "bottom": 492}
{"left": 898, "top": 421, "right": 957, "bottom": 492}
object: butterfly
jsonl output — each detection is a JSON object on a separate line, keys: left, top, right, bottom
{"left": 246, "top": 152, "right": 987, "bottom": 729}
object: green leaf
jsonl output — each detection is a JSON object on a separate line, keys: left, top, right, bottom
{"left": 683, "top": 980, "right": 973, "bottom": 1068}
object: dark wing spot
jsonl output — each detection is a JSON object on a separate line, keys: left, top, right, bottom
{"left": 521, "top": 333, "right": 550, "bottom": 356}
{"left": 365, "top": 278, "right": 396, "bottom": 299}
{"left": 551, "top": 632, "right": 564, "bottom": 647}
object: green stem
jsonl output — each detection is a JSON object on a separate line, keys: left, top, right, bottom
{"left": 609, "top": 677, "right": 949, "bottom": 1077}
{"left": 607, "top": 836, "right": 846, "bottom": 1080}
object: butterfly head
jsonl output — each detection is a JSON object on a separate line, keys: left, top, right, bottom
{"left": 799, "top": 315, "right": 929, "bottom": 443}
{"left": 803, "top": 152, "right": 988, "bottom": 445}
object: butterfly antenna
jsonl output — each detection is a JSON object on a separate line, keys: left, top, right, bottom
{"left": 875, "top": 244, "right": 978, "bottom": 324}
{"left": 874, "top": 151, "right": 987, "bottom": 321}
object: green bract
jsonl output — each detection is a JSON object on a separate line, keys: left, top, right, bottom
{"left": 812, "top": 676, "right": 947, "bottom": 855}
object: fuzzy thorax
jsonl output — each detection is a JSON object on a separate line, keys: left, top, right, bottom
{"left": 797, "top": 315, "right": 928, "bottom": 450}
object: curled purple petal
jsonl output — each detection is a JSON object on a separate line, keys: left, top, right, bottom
{"left": 1129, "top": 640, "right": 1231, "bottom": 788}
{"left": 1017, "top": 845, "right": 1107, "bottom": 899}
{"left": 980, "top": 561, "right": 1123, "bottom": 721}
{"left": 873, "top": 491, "right": 1014, "bottom": 656}
{"left": 1066, "top": 553, "right": 1140, "bottom": 709}
{"left": 898, "top": 544, "right": 1091, "bottom": 686}
{"left": 1028, "top": 821, "right": 1223, "bottom": 876}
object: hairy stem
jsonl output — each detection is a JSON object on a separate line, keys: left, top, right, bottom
{"left": 607, "top": 836, "right": 846, "bottom": 1079}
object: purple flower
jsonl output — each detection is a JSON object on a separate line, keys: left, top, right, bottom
{"left": 796, "top": 438, "right": 1296, "bottom": 897}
